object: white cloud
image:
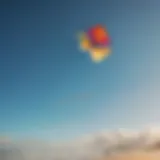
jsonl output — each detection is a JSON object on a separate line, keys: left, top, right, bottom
{"left": 1, "top": 127, "right": 160, "bottom": 160}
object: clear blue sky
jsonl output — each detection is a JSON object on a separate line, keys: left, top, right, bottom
{"left": 1, "top": 0, "right": 160, "bottom": 140}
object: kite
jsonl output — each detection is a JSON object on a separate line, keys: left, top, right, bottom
{"left": 78, "top": 24, "right": 111, "bottom": 63}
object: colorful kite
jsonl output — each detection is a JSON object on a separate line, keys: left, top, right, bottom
{"left": 78, "top": 25, "right": 111, "bottom": 63}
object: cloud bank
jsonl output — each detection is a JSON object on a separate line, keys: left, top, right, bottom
{"left": 1, "top": 127, "right": 160, "bottom": 160}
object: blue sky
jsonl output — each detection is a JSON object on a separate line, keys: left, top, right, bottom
{"left": 1, "top": 0, "right": 160, "bottom": 140}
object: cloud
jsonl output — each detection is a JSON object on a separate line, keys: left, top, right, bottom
{"left": 1, "top": 127, "right": 160, "bottom": 160}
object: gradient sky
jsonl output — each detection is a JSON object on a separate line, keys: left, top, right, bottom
{"left": 1, "top": 0, "right": 160, "bottom": 140}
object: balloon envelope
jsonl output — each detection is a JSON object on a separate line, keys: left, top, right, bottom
{"left": 77, "top": 25, "right": 112, "bottom": 63}
{"left": 87, "top": 25, "right": 110, "bottom": 47}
